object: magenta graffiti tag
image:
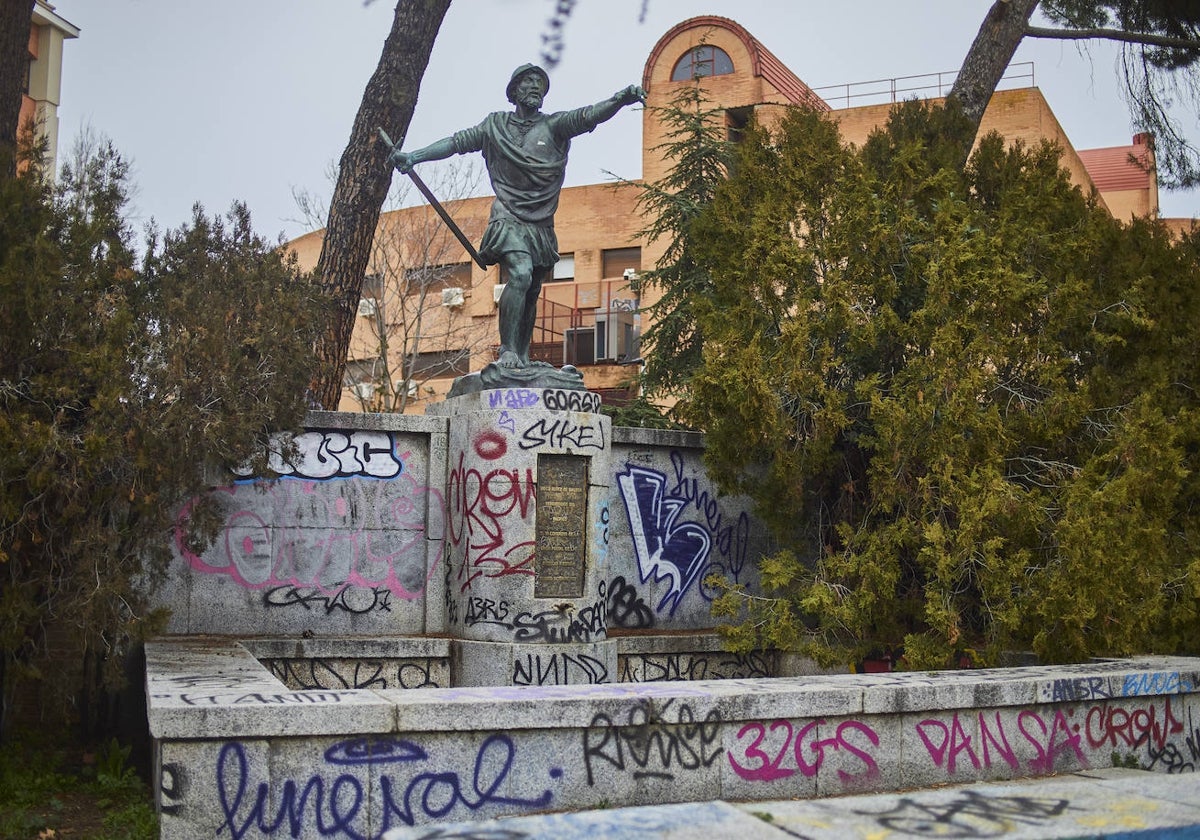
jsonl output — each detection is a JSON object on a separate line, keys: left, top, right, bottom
{"left": 175, "top": 470, "right": 443, "bottom": 601}
{"left": 1018, "top": 708, "right": 1088, "bottom": 773}
{"left": 728, "top": 718, "right": 880, "bottom": 785}
{"left": 916, "top": 712, "right": 1019, "bottom": 775}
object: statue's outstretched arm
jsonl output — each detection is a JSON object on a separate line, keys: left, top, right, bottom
{"left": 589, "top": 85, "right": 647, "bottom": 126}
{"left": 388, "top": 136, "right": 458, "bottom": 174}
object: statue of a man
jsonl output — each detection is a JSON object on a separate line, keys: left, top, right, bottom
{"left": 389, "top": 64, "right": 645, "bottom": 370}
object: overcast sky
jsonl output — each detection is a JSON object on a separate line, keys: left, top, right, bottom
{"left": 57, "top": 1, "right": 1200, "bottom": 242}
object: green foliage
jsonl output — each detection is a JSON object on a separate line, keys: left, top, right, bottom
{"left": 0, "top": 732, "right": 157, "bottom": 839}
{"left": 0, "top": 136, "right": 326, "bottom": 732}
{"left": 630, "top": 85, "right": 735, "bottom": 400}
{"left": 601, "top": 392, "right": 690, "bottom": 430}
{"left": 682, "top": 100, "right": 1200, "bottom": 667}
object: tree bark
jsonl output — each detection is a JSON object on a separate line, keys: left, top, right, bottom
{"left": 948, "top": 0, "right": 1041, "bottom": 135}
{"left": 0, "top": 0, "right": 34, "bottom": 175}
{"left": 310, "top": 0, "right": 452, "bottom": 410}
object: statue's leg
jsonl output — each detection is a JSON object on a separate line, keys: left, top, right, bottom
{"left": 516, "top": 266, "right": 548, "bottom": 366}
{"left": 498, "top": 251, "right": 534, "bottom": 368}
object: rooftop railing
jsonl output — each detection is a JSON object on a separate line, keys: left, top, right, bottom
{"left": 812, "top": 61, "right": 1035, "bottom": 109}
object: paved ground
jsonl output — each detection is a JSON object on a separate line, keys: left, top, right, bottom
{"left": 382, "top": 768, "right": 1200, "bottom": 839}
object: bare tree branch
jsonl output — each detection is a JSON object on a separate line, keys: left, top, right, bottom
{"left": 1025, "top": 23, "right": 1200, "bottom": 50}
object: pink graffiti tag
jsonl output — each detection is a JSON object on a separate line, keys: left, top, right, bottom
{"left": 174, "top": 471, "right": 444, "bottom": 600}
{"left": 916, "top": 712, "right": 1019, "bottom": 775}
{"left": 1018, "top": 708, "right": 1089, "bottom": 773}
{"left": 728, "top": 718, "right": 880, "bottom": 785}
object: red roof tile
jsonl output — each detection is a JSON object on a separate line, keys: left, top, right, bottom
{"left": 1078, "top": 139, "right": 1154, "bottom": 192}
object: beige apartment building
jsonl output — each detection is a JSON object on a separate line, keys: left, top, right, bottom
{"left": 20, "top": 1, "right": 78, "bottom": 177}
{"left": 288, "top": 15, "right": 1169, "bottom": 414}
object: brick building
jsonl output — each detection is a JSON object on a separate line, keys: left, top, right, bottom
{"left": 288, "top": 15, "right": 1168, "bottom": 414}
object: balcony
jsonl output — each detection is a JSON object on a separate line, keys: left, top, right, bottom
{"left": 527, "top": 279, "right": 640, "bottom": 369}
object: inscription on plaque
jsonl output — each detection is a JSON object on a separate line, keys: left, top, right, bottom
{"left": 534, "top": 454, "right": 589, "bottom": 599}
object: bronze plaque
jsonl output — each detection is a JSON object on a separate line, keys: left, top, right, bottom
{"left": 534, "top": 454, "right": 589, "bottom": 598}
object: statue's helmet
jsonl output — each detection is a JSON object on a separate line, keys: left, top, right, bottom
{"left": 506, "top": 63, "right": 550, "bottom": 104}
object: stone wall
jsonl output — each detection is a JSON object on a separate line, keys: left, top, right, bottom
{"left": 158, "top": 407, "right": 769, "bottom": 642}
{"left": 146, "top": 639, "right": 1200, "bottom": 837}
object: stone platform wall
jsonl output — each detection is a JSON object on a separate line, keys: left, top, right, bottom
{"left": 159, "top": 405, "right": 770, "bottom": 643}
{"left": 147, "top": 640, "right": 1200, "bottom": 838}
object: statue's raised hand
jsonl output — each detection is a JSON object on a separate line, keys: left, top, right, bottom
{"left": 388, "top": 148, "right": 415, "bottom": 174}
{"left": 619, "top": 84, "right": 647, "bottom": 106}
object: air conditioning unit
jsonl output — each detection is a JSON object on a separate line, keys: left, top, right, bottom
{"left": 357, "top": 297, "right": 378, "bottom": 317}
{"left": 395, "top": 378, "right": 418, "bottom": 397}
{"left": 441, "top": 287, "right": 465, "bottom": 307}
{"left": 350, "top": 382, "right": 376, "bottom": 400}
{"left": 565, "top": 327, "right": 596, "bottom": 366}
{"left": 492, "top": 284, "right": 506, "bottom": 304}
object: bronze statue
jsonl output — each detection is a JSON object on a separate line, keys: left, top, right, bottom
{"left": 388, "top": 64, "right": 645, "bottom": 375}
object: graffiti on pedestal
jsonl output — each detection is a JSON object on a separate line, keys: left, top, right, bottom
{"left": 175, "top": 430, "right": 443, "bottom": 610}
{"left": 616, "top": 451, "right": 750, "bottom": 616}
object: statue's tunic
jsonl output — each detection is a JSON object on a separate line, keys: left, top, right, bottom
{"left": 452, "top": 105, "right": 605, "bottom": 268}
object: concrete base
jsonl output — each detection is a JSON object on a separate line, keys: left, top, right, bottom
{"left": 146, "top": 640, "right": 1200, "bottom": 838}
{"left": 380, "top": 769, "right": 1200, "bottom": 839}
{"left": 453, "top": 638, "right": 618, "bottom": 687}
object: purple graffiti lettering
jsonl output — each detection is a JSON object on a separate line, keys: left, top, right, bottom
{"left": 488, "top": 389, "right": 540, "bottom": 410}
{"left": 216, "top": 735, "right": 556, "bottom": 840}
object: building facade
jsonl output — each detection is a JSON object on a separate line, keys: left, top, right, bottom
{"left": 20, "top": 1, "right": 78, "bottom": 177}
{"left": 288, "top": 15, "right": 1166, "bottom": 414}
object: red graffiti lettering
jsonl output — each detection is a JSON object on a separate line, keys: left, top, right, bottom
{"left": 1085, "top": 698, "right": 1184, "bottom": 752}
{"left": 448, "top": 451, "right": 536, "bottom": 589}
{"left": 474, "top": 431, "right": 508, "bottom": 460}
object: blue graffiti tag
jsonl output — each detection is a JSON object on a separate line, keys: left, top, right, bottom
{"left": 616, "top": 465, "right": 711, "bottom": 615}
{"left": 215, "top": 734, "right": 558, "bottom": 839}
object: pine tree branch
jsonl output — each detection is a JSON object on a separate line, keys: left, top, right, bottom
{"left": 1024, "top": 24, "right": 1200, "bottom": 51}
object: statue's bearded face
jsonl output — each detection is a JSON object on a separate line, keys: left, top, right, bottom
{"left": 514, "top": 74, "right": 546, "bottom": 110}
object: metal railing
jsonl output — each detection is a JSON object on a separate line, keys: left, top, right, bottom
{"left": 812, "top": 61, "right": 1035, "bottom": 109}
{"left": 528, "top": 279, "right": 640, "bottom": 367}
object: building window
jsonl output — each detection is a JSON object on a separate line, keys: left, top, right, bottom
{"left": 602, "top": 247, "right": 641, "bottom": 279}
{"left": 726, "top": 106, "right": 753, "bottom": 143}
{"left": 551, "top": 253, "right": 574, "bottom": 282}
{"left": 362, "top": 273, "right": 383, "bottom": 299}
{"left": 501, "top": 254, "right": 574, "bottom": 283}
{"left": 407, "top": 348, "right": 471, "bottom": 380}
{"left": 404, "top": 261, "right": 471, "bottom": 296}
{"left": 343, "top": 357, "right": 382, "bottom": 387}
{"left": 671, "top": 45, "right": 734, "bottom": 82}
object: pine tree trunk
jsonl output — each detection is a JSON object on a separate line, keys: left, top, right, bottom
{"left": 0, "top": 0, "right": 34, "bottom": 174}
{"left": 310, "top": 0, "right": 452, "bottom": 410}
{"left": 948, "top": 0, "right": 1041, "bottom": 140}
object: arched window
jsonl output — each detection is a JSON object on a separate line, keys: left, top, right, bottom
{"left": 670, "top": 45, "right": 734, "bottom": 82}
